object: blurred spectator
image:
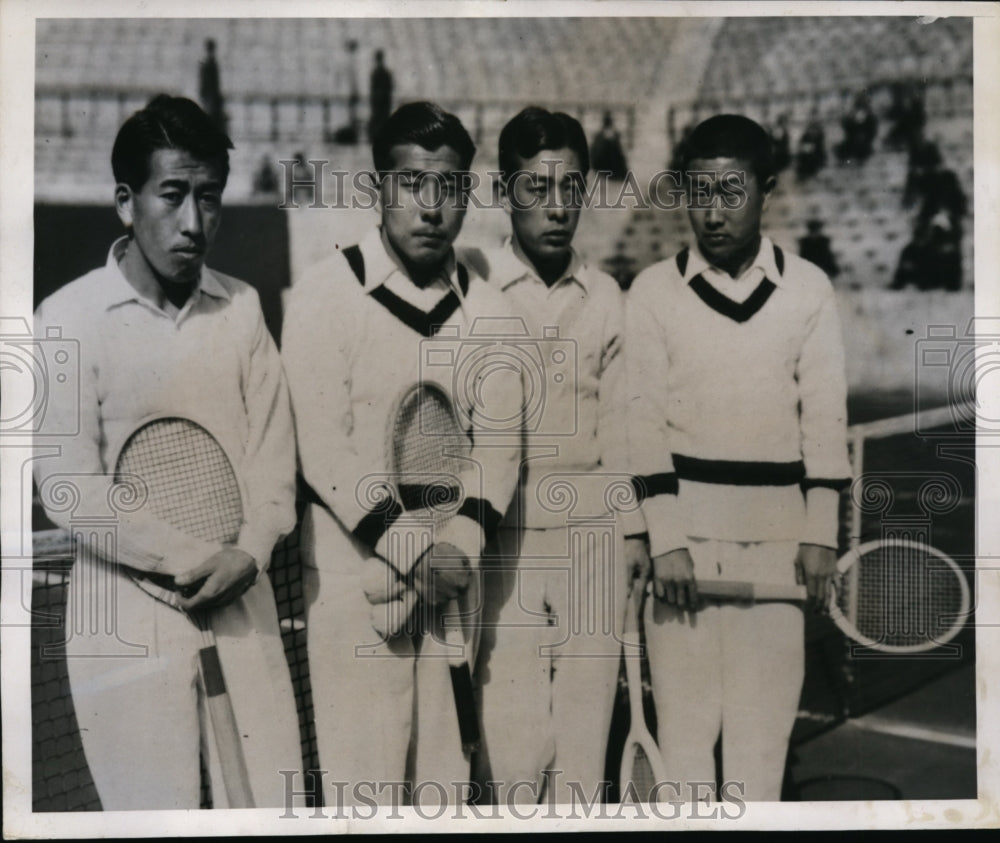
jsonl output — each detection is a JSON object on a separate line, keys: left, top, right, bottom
{"left": 668, "top": 105, "right": 698, "bottom": 172}
{"left": 890, "top": 216, "right": 962, "bottom": 292}
{"left": 884, "top": 80, "right": 926, "bottom": 152}
{"left": 903, "top": 138, "right": 937, "bottom": 208}
{"left": 798, "top": 219, "right": 839, "bottom": 279}
{"left": 253, "top": 155, "right": 279, "bottom": 196}
{"left": 834, "top": 91, "right": 878, "bottom": 165}
{"left": 368, "top": 50, "right": 394, "bottom": 142}
{"left": 770, "top": 113, "right": 791, "bottom": 173}
{"left": 199, "top": 39, "right": 226, "bottom": 132}
{"left": 329, "top": 40, "right": 360, "bottom": 145}
{"left": 601, "top": 241, "right": 638, "bottom": 290}
{"left": 795, "top": 110, "right": 827, "bottom": 180}
{"left": 591, "top": 111, "right": 629, "bottom": 181}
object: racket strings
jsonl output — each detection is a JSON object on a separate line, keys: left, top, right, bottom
{"left": 116, "top": 418, "right": 242, "bottom": 544}
{"left": 624, "top": 745, "right": 658, "bottom": 804}
{"left": 839, "top": 542, "right": 967, "bottom": 648}
{"left": 392, "top": 391, "right": 471, "bottom": 526}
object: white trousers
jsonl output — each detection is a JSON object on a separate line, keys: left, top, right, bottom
{"left": 303, "top": 562, "right": 474, "bottom": 808}
{"left": 65, "top": 555, "right": 303, "bottom": 810}
{"left": 644, "top": 538, "right": 803, "bottom": 803}
{"left": 477, "top": 524, "right": 627, "bottom": 805}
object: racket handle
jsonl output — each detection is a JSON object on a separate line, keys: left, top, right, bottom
{"left": 699, "top": 580, "right": 808, "bottom": 603}
{"left": 198, "top": 632, "right": 256, "bottom": 808}
{"left": 444, "top": 598, "right": 480, "bottom": 755}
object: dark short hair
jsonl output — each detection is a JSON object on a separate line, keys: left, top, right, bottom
{"left": 372, "top": 101, "right": 476, "bottom": 175}
{"left": 681, "top": 114, "right": 775, "bottom": 183}
{"left": 111, "top": 94, "right": 234, "bottom": 191}
{"left": 498, "top": 107, "right": 590, "bottom": 180}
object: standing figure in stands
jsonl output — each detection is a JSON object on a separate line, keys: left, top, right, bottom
{"left": 770, "top": 113, "right": 792, "bottom": 174}
{"left": 668, "top": 105, "right": 700, "bottom": 173}
{"left": 834, "top": 91, "right": 878, "bottom": 165}
{"left": 795, "top": 109, "right": 827, "bottom": 181}
{"left": 884, "top": 80, "right": 927, "bottom": 153}
{"left": 894, "top": 148, "right": 966, "bottom": 292}
{"left": 368, "top": 49, "right": 394, "bottom": 143}
{"left": 33, "top": 94, "right": 302, "bottom": 810}
{"left": 625, "top": 114, "right": 851, "bottom": 802}
{"left": 798, "top": 219, "right": 840, "bottom": 280}
{"left": 591, "top": 110, "right": 629, "bottom": 181}
{"left": 199, "top": 39, "right": 227, "bottom": 134}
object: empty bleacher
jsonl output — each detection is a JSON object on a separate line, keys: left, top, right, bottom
{"left": 34, "top": 17, "right": 681, "bottom": 202}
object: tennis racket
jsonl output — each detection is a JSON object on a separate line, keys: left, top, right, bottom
{"left": 113, "top": 416, "right": 255, "bottom": 808}
{"left": 696, "top": 537, "right": 971, "bottom": 654}
{"left": 619, "top": 578, "right": 668, "bottom": 803}
{"left": 384, "top": 382, "right": 481, "bottom": 755}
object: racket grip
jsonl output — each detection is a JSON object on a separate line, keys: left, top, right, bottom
{"left": 199, "top": 644, "right": 256, "bottom": 808}
{"left": 699, "top": 580, "right": 808, "bottom": 603}
{"left": 443, "top": 598, "right": 480, "bottom": 754}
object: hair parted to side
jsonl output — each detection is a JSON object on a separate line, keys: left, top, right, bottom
{"left": 498, "top": 106, "right": 590, "bottom": 180}
{"left": 111, "top": 94, "right": 234, "bottom": 191}
{"left": 372, "top": 101, "right": 476, "bottom": 175}
{"left": 681, "top": 114, "right": 776, "bottom": 183}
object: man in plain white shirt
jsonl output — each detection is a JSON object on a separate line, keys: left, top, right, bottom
{"left": 33, "top": 95, "right": 302, "bottom": 809}
{"left": 475, "top": 107, "right": 639, "bottom": 805}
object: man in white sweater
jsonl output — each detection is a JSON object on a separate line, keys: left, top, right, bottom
{"left": 625, "top": 114, "right": 851, "bottom": 802}
{"left": 282, "top": 102, "right": 522, "bottom": 806}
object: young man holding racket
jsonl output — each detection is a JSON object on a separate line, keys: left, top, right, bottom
{"left": 282, "top": 101, "right": 522, "bottom": 806}
{"left": 624, "top": 114, "right": 851, "bottom": 802}
{"left": 474, "top": 107, "right": 638, "bottom": 805}
{"left": 33, "top": 95, "right": 302, "bottom": 809}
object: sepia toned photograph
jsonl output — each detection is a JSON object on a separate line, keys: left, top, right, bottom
{"left": 2, "top": 0, "right": 998, "bottom": 835}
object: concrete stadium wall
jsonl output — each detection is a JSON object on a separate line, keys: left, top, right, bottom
{"left": 34, "top": 204, "right": 291, "bottom": 344}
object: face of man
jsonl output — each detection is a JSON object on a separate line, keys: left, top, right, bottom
{"left": 686, "top": 155, "right": 774, "bottom": 277}
{"left": 379, "top": 143, "right": 468, "bottom": 277}
{"left": 503, "top": 146, "right": 584, "bottom": 276}
{"left": 116, "top": 148, "right": 224, "bottom": 289}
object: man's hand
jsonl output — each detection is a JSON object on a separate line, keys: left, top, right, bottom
{"left": 412, "top": 541, "right": 471, "bottom": 606}
{"left": 176, "top": 547, "right": 258, "bottom": 611}
{"left": 624, "top": 537, "right": 652, "bottom": 590}
{"left": 795, "top": 543, "right": 837, "bottom": 612}
{"left": 651, "top": 547, "right": 697, "bottom": 609}
{"left": 360, "top": 557, "right": 408, "bottom": 605}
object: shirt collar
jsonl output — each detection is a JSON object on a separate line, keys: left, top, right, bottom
{"left": 358, "top": 226, "right": 461, "bottom": 294}
{"left": 97, "top": 236, "right": 231, "bottom": 311}
{"left": 684, "top": 236, "right": 784, "bottom": 287}
{"left": 494, "top": 236, "right": 588, "bottom": 294}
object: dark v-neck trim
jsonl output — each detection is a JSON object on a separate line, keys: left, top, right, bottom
{"left": 343, "top": 244, "right": 469, "bottom": 337}
{"left": 676, "top": 245, "right": 783, "bottom": 324}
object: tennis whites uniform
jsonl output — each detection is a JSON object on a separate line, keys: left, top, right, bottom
{"left": 625, "top": 237, "right": 851, "bottom": 801}
{"left": 33, "top": 237, "right": 302, "bottom": 809}
{"left": 475, "top": 243, "right": 641, "bottom": 805}
{"left": 281, "top": 228, "right": 522, "bottom": 806}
